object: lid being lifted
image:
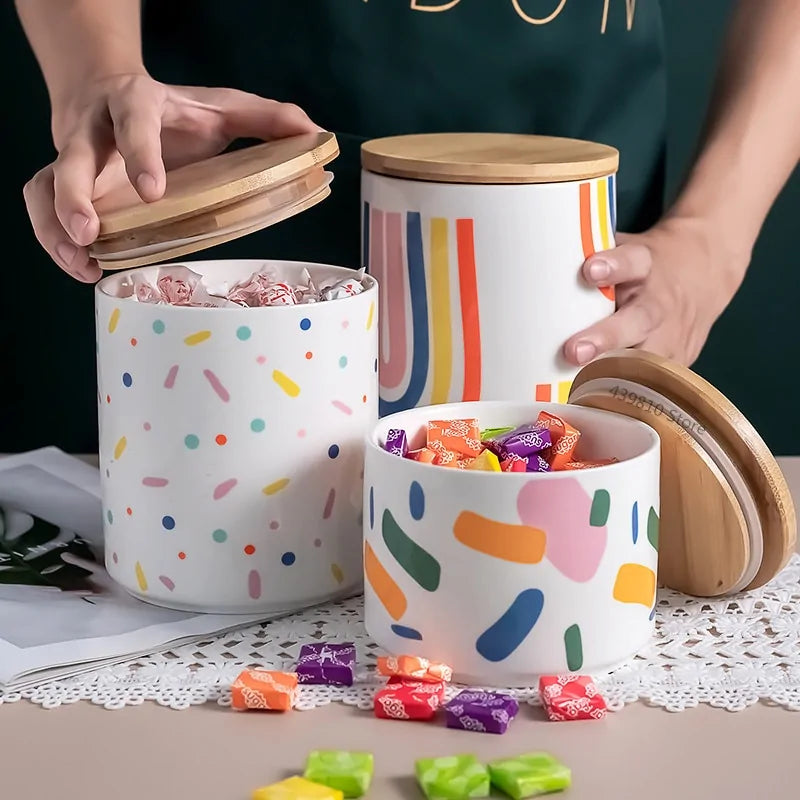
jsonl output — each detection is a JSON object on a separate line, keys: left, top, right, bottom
{"left": 90, "top": 132, "right": 339, "bottom": 269}
{"left": 361, "top": 133, "right": 619, "bottom": 184}
{"left": 569, "top": 350, "right": 796, "bottom": 597}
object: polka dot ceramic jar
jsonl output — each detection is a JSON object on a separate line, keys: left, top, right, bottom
{"left": 96, "top": 260, "right": 378, "bottom": 613}
{"left": 363, "top": 401, "right": 660, "bottom": 685}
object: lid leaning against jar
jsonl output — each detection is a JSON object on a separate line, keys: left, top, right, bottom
{"left": 361, "top": 132, "right": 619, "bottom": 184}
{"left": 90, "top": 132, "right": 339, "bottom": 269}
{"left": 568, "top": 349, "right": 796, "bottom": 597}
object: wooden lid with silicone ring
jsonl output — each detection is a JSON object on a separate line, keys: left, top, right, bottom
{"left": 89, "top": 132, "right": 339, "bottom": 269}
{"left": 569, "top": 349, "right": 796, "bottom": 597}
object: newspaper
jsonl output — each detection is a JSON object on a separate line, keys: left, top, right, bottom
{"left": 0, "top": 448, "right": 287, "bottom": 689}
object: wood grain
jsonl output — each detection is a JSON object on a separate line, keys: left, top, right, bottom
{"left": 361, "top": 133, "right": 618, "bottom": 184}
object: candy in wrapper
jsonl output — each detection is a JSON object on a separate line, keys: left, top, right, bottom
{"left": 466, "top": 450, "right": 502, "bottom": 472}
{"left": 536, "top": 411, "right": 581, "bottom": 470}
{"left": 407, "top": 448, "right": 438, "bottom": 464}
{"left": 376, "top": 655, "right": 453, "bottom": 683}
{"left": 525, "top": 453, "right": 551, "bottom": 473}
{"left": 427, "top": 419, "right": 482, "bottom": 458}
{"left": 538, "top": 675, "right": 607, "bottom": 722}
{"left": 304, "top": 751, "right": 374, "bottom": 798}
{"left": 415, "top": 755, "right": 491, "bottom": 800}
{"left": 480, "top": 426, "right": 515, "bottom": 441}
{"left": 385, "top": 428, "right": 409, "bottom": 458}
{"left": 252, "top": 776, "right": 343, "bottom": 800}
{"left": 387, "top": 676, "right": 446, "bottom": 703}
{"left": 444, "top": 690, "right": 520, "bottom": 734}
{"left": 562, "top": 458, "right": 618, "bottom": 470}
{"left": 295, "top": 642, "right": 356, "bottom": 686}
{"left": 321, "top": 278, "right": 365, "bottom": 301}
{"left": 488, "top": 753, "right": 572, "bottom": 799}
{"left": 374, "top": 683, "right": 442, "bottom": 721}
{"left": 231, "top": 669, "right": 298, "bottom": 711}
{"left": 493, "top": 424, "right": 551, "bottom": 459}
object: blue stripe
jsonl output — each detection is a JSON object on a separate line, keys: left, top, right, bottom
{"left": 379, "top": 212, "right": 429, "bottom": 416}
{"left": 608, "top": 174, "right": 616, "bottom": 233}
{"left": 631, "top": 500, "right": 639, "bottom": 544}
{"left": 362, "top": 201, "right": 370, "bottom": 268}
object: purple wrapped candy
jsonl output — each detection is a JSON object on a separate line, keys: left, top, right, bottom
{"left": 526, "top": 452, "right": 552, "bottom": 473}
{"left": 444, "top": 691, "right": 520, "bottom": 734}
{"left": 385, "top": 428, "right": 409, "bottom": 457}
{"left": 295, "top": 642, "right": 356, "bottom": 686}
{"left": 498, "top": 424, "right": 551, "bottom": 458}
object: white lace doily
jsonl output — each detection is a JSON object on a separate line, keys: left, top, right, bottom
{"left": 2, "top": 554, "right": 799, "bottom": 713}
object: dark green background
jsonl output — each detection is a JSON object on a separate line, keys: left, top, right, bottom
{"left": 2, "top": 2, "right": 797, "bottom": 453}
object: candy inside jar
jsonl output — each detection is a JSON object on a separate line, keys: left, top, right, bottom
{"left": 383, "top": 412, "right": 620, "bottom": 472}
{"left": 107, "top": 263, "right": 367, "bottom": 308}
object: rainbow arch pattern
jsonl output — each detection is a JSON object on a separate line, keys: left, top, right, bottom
{"left": 580, "top": 174, "right": 617, "bottom": 303}
{"left": 364, "top": 203, "right": 482, "bottom": 416}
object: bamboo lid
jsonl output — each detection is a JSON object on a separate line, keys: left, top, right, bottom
{"left": 90, "top": 132, "right": 339, "bottom": 269}
{"left": 361, "top": 133, "right": 619, "bottom": 184}
{"left": 568, "top": 350, "right": 796, "bottom": 597}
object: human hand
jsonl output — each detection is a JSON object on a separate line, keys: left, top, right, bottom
{"left": 563, "top": 216, "right": 750, "bottom": 366}
{"left": 23, "top": 74, "right": 321, "bottom": 282}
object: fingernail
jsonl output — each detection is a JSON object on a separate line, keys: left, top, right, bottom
{"left": 136, "top": 173, "right": 158, "bottom": 197}
{"left": 588, "top": 260, "right": 611, "bottom": 281}
{"left": 56, "top": 242, "right": 78, "bottom": 266}
{"left": 70, "top": 213, "right": 90, "bottom": 240}
{"left": 575, "top": 341, "right": 597, "bottom": 365}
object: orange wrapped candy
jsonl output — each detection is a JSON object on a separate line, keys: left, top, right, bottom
{"left": 407, "top": 448, "right": 438, "bottom": 464}
{"left": 231, "top": 669, "right": 299, "bottom": 711}
{"left": 536, "top": 411, "right": 581, "bottom": 470}
{"left": 377, "top": 655, "right": 453, "bottom": 683}
{"left": 427, "top": 419, "right": 482, "bottom": 459}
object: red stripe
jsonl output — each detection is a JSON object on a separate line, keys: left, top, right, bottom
{"left": 457, "top": 219, "right": 481, "bottom": 401}
{"left": 535, "top": 384, "right": 552, "bottom": 402}
{"left": 580, "top": 182, "right": 615, "bottom": 303}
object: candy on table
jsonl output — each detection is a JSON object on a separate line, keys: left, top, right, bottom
{"left": 376, "top": 655, "right": 453, "bottom": 683}
{"left": 427, "top": 419, "right": 483, "bottom": 458}
{"left": 538, "top": 675, "right": 607, "bottom": 721}
{"left": 443, "top": 690, "right": 520, "bottom": 734}
{"left": 415, "top": 755, "right": 491, "bottom": 800}
{"left": 466, "top": 450, "right": 501, "bottom": 472}
{"left": 231, "top": 669, "right": 298, "bottom": 711}
{"left": 295, "top": 643, "right": 356, "bottom": 686}
{"left": 387, "top": 675, "right": 446, "bottom": 702}
{"left": 535, "top": 411, "right": 581, "bottom": 470}
{"left": 304, "top": 750, "right": 374, "bottom": 798}
{"left": 487, "top": 752, "right": 572, "bottom": 799}
{"left": 385, "top": 428, "right": 409, "bottom": 457}
{"left": 252, "top": 776, "right": 343, "bottom": 800}
{"left": 373, "top": 682, "right": 442, "bottom": 721}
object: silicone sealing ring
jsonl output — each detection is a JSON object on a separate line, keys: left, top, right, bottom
{"left": 569, "top": 376, "right": 763, "bottom": 593}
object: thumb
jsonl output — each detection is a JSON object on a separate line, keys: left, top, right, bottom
{"left": 212, "top": 90, "right": 323, "bottom": 140}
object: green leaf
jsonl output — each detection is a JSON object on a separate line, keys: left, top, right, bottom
{"left": 0, "top": 506, "right": 97, "bottom": 591}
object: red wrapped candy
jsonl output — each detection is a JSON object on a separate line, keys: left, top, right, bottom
{"left": 387, "top": 676, "right": 446, "bottom": 703}
{"left": 538, "top": 675, "right": 607, "bottom": 722}
{"left": 374, "top": 683, "right": 442, "bottom": 721}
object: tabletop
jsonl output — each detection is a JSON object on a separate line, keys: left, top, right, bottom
{"left": 3, "top": 458, "right": 799, "bottom": 800}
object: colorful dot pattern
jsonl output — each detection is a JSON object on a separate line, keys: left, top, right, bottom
{"left": 96, "top": 270, "right": 378, "bottom": 609}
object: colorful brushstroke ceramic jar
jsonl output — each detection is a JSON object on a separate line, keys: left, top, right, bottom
{"left": 361, "top": 133, "right": 619, "bottom": 416}
{"left": 363, "top": 400, "right": 660, "bottom": 685}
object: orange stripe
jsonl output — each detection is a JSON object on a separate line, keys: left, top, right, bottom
{"left": 364, "top": 541, "right": 407, "bottom": 621}
{"left": 456, "top": 219, "right": 481, "bottom": 401}
{"left": 535, "top": 383, "right": 552, "bottom": 402}
{"left": 453, "top": 511, "right": 546, "bottom": 564}
{"left": 579, "top": 182, "right": 594, "bottom": 260}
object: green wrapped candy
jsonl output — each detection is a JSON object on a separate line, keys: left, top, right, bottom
{"left": 488, "top": 752, "right": 571, "bottom": 799}
{"left": 415, "top": 755, "right": 490, "bottom": 800}
{"left": 304, "top": 750, "right": 374, "bottom": 798}
{"left": 480, "top": 426, "right": 515, "bottom": 442}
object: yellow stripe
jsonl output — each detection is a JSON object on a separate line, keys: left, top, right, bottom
{"left": 558, "top": 381, "right": 572, "bottom": 404}
{"left": 430, "top": 218, "right": 452, "bottom": 405}
{"left": 113, "top": 436, "right": 127, "bottom": 460}
{"left": 135, "top": 561, "right": 148, "bottom": 592}
{"left": 366, "top": 300, "right": 375, "bottom": 331}
{"left": 184, "top": 330, "right": 212, "bottom": 346}
{"left": 262, "top": 478, "right": 290, "bottom": 496}
{"left": 597, "top": 179, "right": 611, "bottom": 251}
{"left": 108, "top": 308, "right": 120, "bottom": 334}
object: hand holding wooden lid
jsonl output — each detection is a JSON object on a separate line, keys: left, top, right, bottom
{"left": 90, "top": 132, "right": 339, "bottom": 269}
